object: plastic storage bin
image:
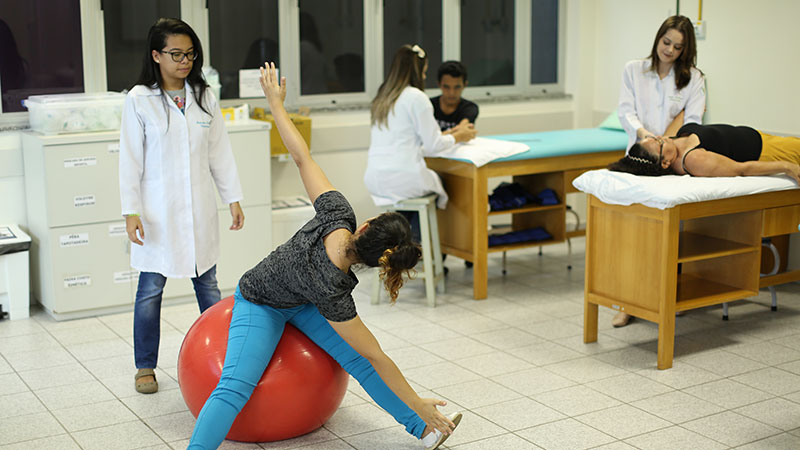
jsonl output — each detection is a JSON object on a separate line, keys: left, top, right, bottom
{"left": 23, "top": 92, "right": 126, "bottom": 135}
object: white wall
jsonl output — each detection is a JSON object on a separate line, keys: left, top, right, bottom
{"left": 0, "top": 133, "right": 27, "bottom": 226}
{"left": 591, "top": 0, "right": 800, "bottom": 135}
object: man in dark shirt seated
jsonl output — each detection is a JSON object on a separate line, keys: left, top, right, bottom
{"left": 430, "top": 60, "right": 479, "bottom": 132}
{"left": 431, "top": 61, "right": 479, "bottom": 269}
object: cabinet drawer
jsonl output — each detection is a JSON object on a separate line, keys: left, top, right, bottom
{"left": 43, "top": 141, "right": 122, "bottom": 227}
{"left": 762, "top": 205, "right": 800, "bottom": 237}
{"left": 48, "top": 221, "right": 134, "bottom": 314}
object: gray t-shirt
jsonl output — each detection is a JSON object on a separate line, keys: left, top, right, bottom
{"left": 238, "top": 190, "right": 358, "bottom": 322}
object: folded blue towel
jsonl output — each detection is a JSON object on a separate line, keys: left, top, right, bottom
{"left": 488, "top": 227, "right": 552, "bottom": 246}
{"left": 489, "top": 182, "right": 536, "bottom": 211}
{"left": 537, "top": 188, "right": 559, "bottom": 206}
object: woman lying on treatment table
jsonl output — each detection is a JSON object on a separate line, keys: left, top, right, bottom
{"left": 608, "top": 123, "right": 800, "bottom": 183}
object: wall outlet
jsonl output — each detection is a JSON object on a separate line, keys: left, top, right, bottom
{"left": 694, "top": 20, "right": 706, "bottom": 40}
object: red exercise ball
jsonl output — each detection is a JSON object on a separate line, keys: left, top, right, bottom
{"left": 177, "top": 295, "right": 349, "bottom": 442}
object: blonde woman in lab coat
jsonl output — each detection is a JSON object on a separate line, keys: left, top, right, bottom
{"left": 364, "top": 44, "right": 476, "bottom": 241}
{"left": 119, "top": 18, "right": 244, "bottom": 394}
{"left": 613, "top": 14, "right": 706, "bottom": 327}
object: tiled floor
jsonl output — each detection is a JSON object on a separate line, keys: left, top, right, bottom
{"left": 2, "top": 240, "right": 800, "bottom": 449}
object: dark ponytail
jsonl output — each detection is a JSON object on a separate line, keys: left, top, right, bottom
{"left": 351, "top": 212, "right": 422, "bottom": 303}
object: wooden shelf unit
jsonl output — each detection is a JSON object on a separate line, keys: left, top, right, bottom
{"left": 584, "top": 190, "right": 800, "bottom": 369}
{"left": 427, "top": 150, "right": 626, "bottom": 299}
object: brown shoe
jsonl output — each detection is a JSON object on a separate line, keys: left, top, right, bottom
{"left": 135, "top": 368, "right": 158, "bottom": 394}
{"left": 612, "top": 311, "right": 633, "bottom": 328}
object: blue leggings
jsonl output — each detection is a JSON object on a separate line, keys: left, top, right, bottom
{"left": 187, "top": 288, "right": 426, "bottom": 449}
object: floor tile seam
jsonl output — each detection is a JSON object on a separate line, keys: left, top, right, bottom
{"left": 0, "top": 333, "right": 64, "bottom": 357}
{"left": 732, "top": 432, "right": 798, "bottom": 449}
{"left": 41, "top": 317, "right": 120, "bottom": 345}
{"left": 0, "top": 432, "right": 80, "bottom": 449}
{"left": 321, "top": 421, "right": 402, "bottom": 442}
{"left": 0, "top": 410, "right": 68, "bottom": 445}
{"left": 416, "top": 360, "right": 516, "bottom": 391}
{"left": 678, "top": 411, "right": 784, "bottom": 447}
{"left": 676, "top": 376, "right": 779, "bottom": 410}
{"left": 730, "top": 401, "right": 800, "bottom": 432}
{"left": 448, "top": 347, "right": 538, "bottom": 371}
{"left": 54, "top": 415, "right": 144, "bottom": 436}
{"left": 513, "top": 415, "right": 618, "bottom": 446}
{"left": 536, "top": 361, "right": 635, "bottom": 385}
{"left": 719, "top": 344, "right": 800, "bottom": 368}
{"left": 619, "top": 423, "right": 730, "bottom": 448}
{"left": 468, "top": 404, "right": 566, "bottom": 433}
{"left": 571, "top": 412, "right": 674, "bottom": 443}
{"left": 783, "top": 390, "right": 800, "bottom": 404}
{"left": 678, "top": 355, "right": 770, "bottom": 379}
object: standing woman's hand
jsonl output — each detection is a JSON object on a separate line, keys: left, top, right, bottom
{"left": 259, "top": 62, "right": 286, "bottom": 105}
{"left": 125, "top": 215, "right": 144, "bottom": 245}
{"left": 229, "top": 202, "right": 245, "bottom": 230}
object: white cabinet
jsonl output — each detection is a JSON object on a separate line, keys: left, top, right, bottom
{"left": 23, "top": 120, "right": 271, "bottom": 319}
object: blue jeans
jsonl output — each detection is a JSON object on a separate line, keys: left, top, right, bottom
{"left": 187, "top": 287, "right": 426, "bottom": 449}
{"left": 134, "top": 265, "right": 221, "bottom": 369}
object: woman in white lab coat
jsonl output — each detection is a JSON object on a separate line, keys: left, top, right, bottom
{"left": 618, "top": 15, "right": 706, "bottom": 152}
{"left": 119, "top": 18, "right": 244, "bottom": 393}
{"left": 613, "top": 14, "right": 706, "bottom": 327}
{"left": 364, "top": 44, "right": 476, "bottom": 239}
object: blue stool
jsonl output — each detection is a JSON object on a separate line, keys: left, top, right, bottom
{"left": 372, "top": 194, "right": 445, "bottom": 307}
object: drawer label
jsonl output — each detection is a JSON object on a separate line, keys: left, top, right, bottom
{"left": 74, "top": 194, "right": 96, "bottom": 207}
{"left": 64, "top": 274, "right": 91, "bottom": 288}
{"left": 64, "top": 156, "right": 97, "bottom": 168}
{"left": 108, "top": 222, "right": 127, "bottom": 237}
{"left": 113, "top": 270, "right": 139, "bottom": 283}
{"left": 108, "top": 143, "right": 120, "bottom": 154}
{"left": 60, "top": 233, "right": 89, "bottom": 247}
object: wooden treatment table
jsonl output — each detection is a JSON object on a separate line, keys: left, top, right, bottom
{"left": 425, "top": 128, "right": 627, "bottom": 299}
{"left": 583, "top": 189, "right": 800, "bottom": 369}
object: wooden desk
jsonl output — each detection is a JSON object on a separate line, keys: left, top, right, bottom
{"left": 426, "top": 149, "right": 624, "bottom": 299}
{"left": 583, "top": 190, "right": 800, "bottom": 369}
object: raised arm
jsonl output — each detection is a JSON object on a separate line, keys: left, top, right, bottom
{"left": 259, "top": 62, "right": 334, "bottom": 203}
{"left": 685, "top": 149, "right": 800, "bottom": 183}
{"left": 328, "top": 316, "right": 457, "bottom": 435}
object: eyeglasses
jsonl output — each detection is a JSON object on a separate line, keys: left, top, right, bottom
{"left": 656, "top": 137, "right": 665, "bottom": 165}
{"left": 160, "top": 50, "right": 198, "bottom": 62}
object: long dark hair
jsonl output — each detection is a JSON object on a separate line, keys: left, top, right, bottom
{"left": 608, "top": 143, "right": 676, "bottom": 176}
{"left": 132, "top": 18, "right": 210, "bottom": 116}
{"left": 648, "top": 15, "right": 702, "bottom": 90}
{"left": 370, "top": 44, "right": 428, "bottom": 128}
{"left": 349, "top": 212, "right": 421, "bottom": 303}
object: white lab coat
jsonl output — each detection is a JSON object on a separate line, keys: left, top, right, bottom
{"left": 364, "top": 86, "right": 456, "bottom": 209}
{"left": 618, "top": 59, "right": 706, "bottom": 151}
{"left": 119, "top": 83, "right": 243, "bottom": 278}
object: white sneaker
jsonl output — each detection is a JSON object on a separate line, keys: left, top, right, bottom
{"left": 421, "top": 412, "right": 463, "bottom": 450}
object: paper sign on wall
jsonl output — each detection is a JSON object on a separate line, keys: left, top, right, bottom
{"left": 108, "top": 223, "right": 127, "bottom": 237}
{"left": 113, "top": 270, "right": 139, "bottom": 283}
{"left": 60, "top": 233, "right": 89, "bottom": 247}
{"left": 239, "top": 68, "right": 276, "bottom": 98}
{"left": 74, "top": 195, "right": 96, "bottom": 207}
{"left": 64, "top": 156, "right": 97, "bottom": 168}
{"left": 108, "top": 143, "right": 120, "bottom": 154}
{"left": 64, "top": 275, "right": 91, "bottom": 288}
